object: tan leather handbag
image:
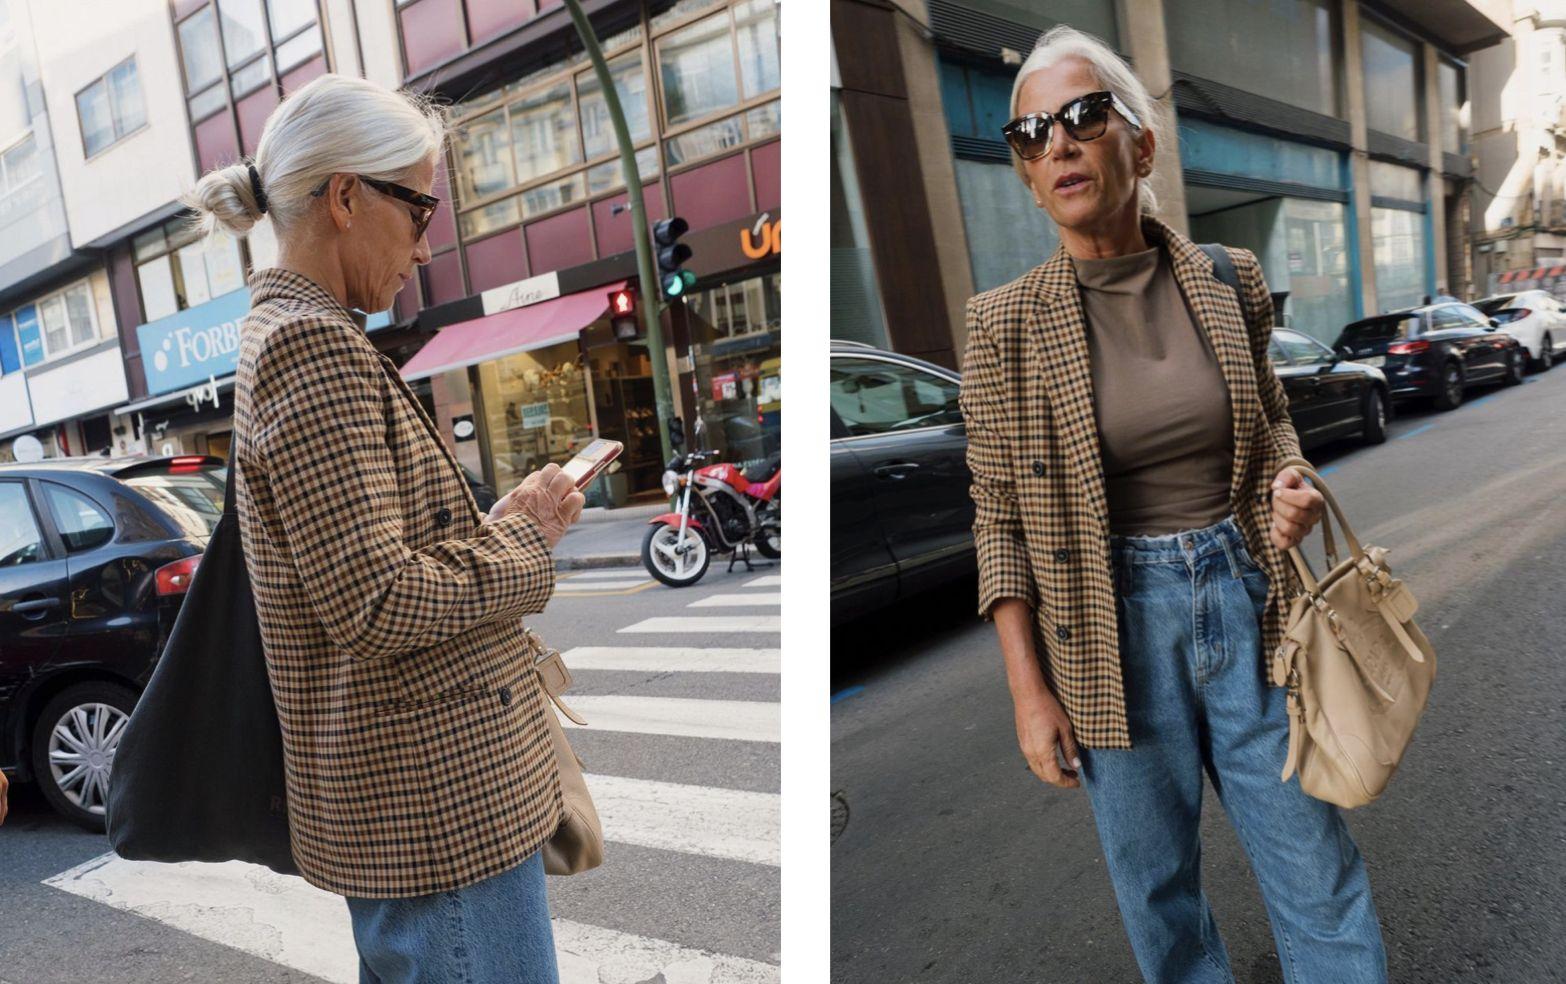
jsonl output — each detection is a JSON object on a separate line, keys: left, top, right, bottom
{"left": 523, "top": 627, "right": 605, "bottom": 876}
{"left": 1269, "top": 456, "right": 1436, "bottom": 809}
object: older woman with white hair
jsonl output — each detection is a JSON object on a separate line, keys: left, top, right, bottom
{"left": 959, "top": 26, "right": 1388, "bottom": 984}
{"left": 182, "top": 73, "right": 582, "bottom": 983}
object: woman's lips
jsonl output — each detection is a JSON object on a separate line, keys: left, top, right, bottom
{"left": 1056, "top": 176, "right": 1092, "bottom": 196}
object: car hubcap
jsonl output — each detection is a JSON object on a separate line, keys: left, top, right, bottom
{"left": 49, "top": 702, "right": 128, "bottom": 816}
{"left": 1447, "top": 371, "right": 1460, "bottom": 401}
{"left": 1375, "top": 396, "right": 1385, "bottom": 430}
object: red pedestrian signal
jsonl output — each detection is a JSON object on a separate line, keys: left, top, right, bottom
{"left": 609, "top": 286, "right": 640, "bottom": 340}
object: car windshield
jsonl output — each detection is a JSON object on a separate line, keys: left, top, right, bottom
{"left": 120, "top": 464, "right": 226, "bottom": 540}
{"left": 1487, "top": 309, "right": 1528, "bottom": 325}
{"left": 1473, "top": 296, "right": 1518, "bottom": 315}
{"left": 1339, "top": 314, "right": 1417, "bottom": 344}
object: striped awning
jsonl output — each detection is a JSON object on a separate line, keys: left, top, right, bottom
{"left": 1498, "top": 265, "right": 1566, "bottom": 284}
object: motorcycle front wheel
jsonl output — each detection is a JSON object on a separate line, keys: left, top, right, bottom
{"left": 642, "top": 524, "right": 711, "bottom": 586}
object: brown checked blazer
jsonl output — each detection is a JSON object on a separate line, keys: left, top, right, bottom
{"left": 959, "top": 214, "right": 1306, "bottom": 749}
{"left": 231, "top": 268, "right": 561, "bottom": 898}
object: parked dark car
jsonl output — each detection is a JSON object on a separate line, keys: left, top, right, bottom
{"left": 1269, "top": 327, "right": 1391, "bottom": 448}
{"left": 1332, "top": 300, "right": 1526, "bottom": 410}
{"left": 831, "top": 341, "right": 973, "bottom": 623}
{"left": 0, "top": 453, "right": 225, "bottom": 830}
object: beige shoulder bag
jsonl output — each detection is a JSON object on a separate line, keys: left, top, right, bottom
{"left": 523, "top": 627, "right": 605, "bottom": 875}
{"left": 1270, "top": 456, "right": 1437, "bottom": 808}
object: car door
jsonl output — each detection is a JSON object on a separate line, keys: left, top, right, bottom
{"left": 1283, "top": 330, "right": 1364, "bottom": 440}
{"left": 1453, "top": 302, "right": 1511, "bottom": 377}
{"left": 1269, "top": 334, "right": 1327, "bottom": 444}
{"left": 829, "top": 354, "right": 973, "bottom": 597}
{"left": 1427, "top": 305, "right": 1493, "bottom": 380}
{"left": 830, "top": 412, "right": 899, "bottom": 616}
{"left": 0, "top": 479, "right": 71, "bottom": 768}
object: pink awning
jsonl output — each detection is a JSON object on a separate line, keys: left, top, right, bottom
{"left": 399, "top": 281, "right": 625, "bottom": 381}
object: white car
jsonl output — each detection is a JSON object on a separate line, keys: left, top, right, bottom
{"left": 1473, "top": 289, "right": 1566, "bottom": 371}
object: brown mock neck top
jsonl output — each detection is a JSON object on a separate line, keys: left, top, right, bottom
{"left": 1070, "top": 244, "right": 1234, "bottom": 537}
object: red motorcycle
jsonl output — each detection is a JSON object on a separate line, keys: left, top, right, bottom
{"left": 642, "top": 449, "right": 781, "bottom": 586}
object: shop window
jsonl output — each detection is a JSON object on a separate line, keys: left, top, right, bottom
{"left": 1437, "top": 59, "right": 1465, "bottom": 155}
{"left": 1281, "top": 198, "right": 1351, "bottom": 342}
{"left": 0, "top": 133, "right": 39, "bottom": 198}
{"left": 685, "top": 272, "right": 780, "bottom": 465}
{"left": 1371, "top": 207, "right": 1428, "bottom": 313}
{"left": 1361, "top": 17, "right": 1421, "bottom": 142}
{"left": 134, "top": 218, "right": 245, "bottom": 323}
{"left": 1370, "top": 160, "right": 1423, "bottom": 202}
{"left": 476, "top": 344, "right": 594, "bottom": 490}
{"left": 77, "top": 58, "right": 148, "bottom": 158}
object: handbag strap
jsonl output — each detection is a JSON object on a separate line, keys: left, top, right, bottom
{"left": 1273, "top": 455, "right": 1364, "bottom": 595}
{"left": 222, "top": 457, "right": 238, "bottom": 518}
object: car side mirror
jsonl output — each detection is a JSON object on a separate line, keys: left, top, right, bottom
{"left": 1489, "top": 318, "right": 1501, "bottom": 329}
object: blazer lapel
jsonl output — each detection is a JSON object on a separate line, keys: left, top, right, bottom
{"left": 1149, "top": 218, "right": 1261, "bottom": 512}
{"left": 1026, "top": 245, "right": 1111, "bottom": 531}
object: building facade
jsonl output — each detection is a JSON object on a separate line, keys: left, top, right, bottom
{"left": 0, "top": 0, "right": 780, "bottom": 507}
{"left": 831, "top": 0, "right": 1508, "bottom": 362}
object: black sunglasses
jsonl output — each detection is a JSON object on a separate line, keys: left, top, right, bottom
{"left": 311, "top": 174, "right": 441, "bottom": 240}
{"left": 1001, "top": 90, "right": 1142, "bottom": 161}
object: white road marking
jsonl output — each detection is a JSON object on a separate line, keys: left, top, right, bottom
{"left": 556, "top": 579, "right": 651, "bottom": 591}
{"left": 562, "top": 646, "right": 780, "bottom": 674}
{"left": 688, "top": 593, "right": 781, "bottom": 608}
{"left": 742, "top": 575, "right": 782, "bottom": 588}
{"left": 587, "top": 773, "right": 779, "bottom": 866}
{"left": 619, "top": 616, "right": 781, "bottom": 634}
{"left": 565, "top": 695, "right": 779, "bottom": 743}
{"left": 562, "top": 569, "right": 652, "bottom": 579}
{"left": 44, "top": 854, "right": 778, "bottom": 984}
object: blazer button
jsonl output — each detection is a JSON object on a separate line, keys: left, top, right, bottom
{"left": 435, "top": 506, "right": 453, "bottom": 527}
{"left": 1056, "top": 625, "right": 1070, "bottom": 641}
{"left": 1054, "top": 547, "right": 1070, "bottom": 562}
{"left": 498, "top": 685, "right": 513, "bottom": 706}
{"left": 1031, "top": 460, "right": 1046, "bottom": 477}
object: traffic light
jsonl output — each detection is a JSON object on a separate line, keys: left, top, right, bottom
{"left": 654, "top": 217, "right": 697, "bottom": 299}
{"left": 608, "top": 285, "right": 639, "bottom": 340}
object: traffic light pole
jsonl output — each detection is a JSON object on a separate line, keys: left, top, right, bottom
{"left": 562, "top": 0, "right": 676, "bottom": 467}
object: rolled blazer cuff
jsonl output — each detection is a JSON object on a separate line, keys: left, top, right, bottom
{"left": 975, "top": 527, "right": 1037, "bottom": 621}
{"left": 485, "top": 510, "right": 558, "bottom": 617}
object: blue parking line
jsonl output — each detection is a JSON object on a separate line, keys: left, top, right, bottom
{"left": 831, "top": 685, "right": 865, "bottom": 705}
{"left": 1317, "top": 465, "right": 1339, "bottom": 477}
{"left": 1395, "top": 422, "right": 1437, "bottom": 440}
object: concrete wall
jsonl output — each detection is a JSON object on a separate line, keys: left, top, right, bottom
{"left": 30, "top": 0, "right": 195, "bottom": 247}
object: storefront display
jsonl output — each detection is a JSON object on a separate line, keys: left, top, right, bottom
{"left": 684, "top": 271, "right": 781, "bottom": 466}
{"left": 473, "top": 341, "right": 595, "bottom": 490}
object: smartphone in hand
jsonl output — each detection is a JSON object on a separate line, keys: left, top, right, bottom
{"left": 561, "top": 439, "right": 624, "bottom": 489}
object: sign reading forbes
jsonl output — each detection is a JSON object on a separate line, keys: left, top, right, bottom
{"left": 137, "top": 288, "right": 253, "bottom": 395}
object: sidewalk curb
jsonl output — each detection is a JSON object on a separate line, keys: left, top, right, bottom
{"left": 555, "top": 554, "right": 643, "bottom": 571}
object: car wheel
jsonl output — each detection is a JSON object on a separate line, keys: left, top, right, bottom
{"left": 642, "top": 524, "right": 711, "bottom": 587}
{"left": 30, "top": 681, "right": 138, "bottom": 832}
{"left": 1433, "top": 362, "right": 1464, "bottom": 411}
{"left": 1505, "top": 348, "right": 1526, "bottom": 385}
{"left": 1361, "top": 388, "right": 1388, "bottom": 445}
{"left": 1539, "top": 334, "right": 1554, "bottom": 372}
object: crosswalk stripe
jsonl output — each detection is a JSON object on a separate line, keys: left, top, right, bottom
{"left": 620, "top": 615, "right": 781, "bottom": 634}
{"left": 688, "top": 593, "right": 782, "bottom": 608}
{"left": 557, "top": 579, "right": 651, "bottom": 591}
{"left": 743, "top": 575, "right": 781, "bottom": 587}
{"left": 588, "top": 773, "right": 779, "bottom": 866}
{"left": 562, "top": 646, "right": 780, "bottom": 674}
{"left": 44, "top": 855, "right": 778, "bottom": 984}
{"left": 565, "top": 695, "right": 779, "bottom": 743}
{"left": 563, "top": 569, "right": 653, "bottom": 580}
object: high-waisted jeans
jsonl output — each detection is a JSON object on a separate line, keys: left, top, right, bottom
{"left": 1078, "top": 513, "right": 1387, "bottom": 984}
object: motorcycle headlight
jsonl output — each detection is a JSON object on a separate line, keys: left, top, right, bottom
{"left": 661, "top": 470, "right": 679, "bottom": 496}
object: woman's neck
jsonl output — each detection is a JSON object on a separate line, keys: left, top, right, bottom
{"left": 1060, "top": 202, "right": 1149, "bottom": 260}
{"left": 274, "top": 246, "right": 351, "bottom": 312}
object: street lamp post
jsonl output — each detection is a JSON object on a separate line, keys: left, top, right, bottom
{"left": 562, "top": 0, "right": 677, "bottom": 467}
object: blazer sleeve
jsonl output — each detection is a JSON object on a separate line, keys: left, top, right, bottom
{"left": 960, "top": 297, "right": 1039, "bottom": 621}
{"left": 249, "top": 317, "right": 556, "bottom": 662}
{"left": 1233, "top": 248, "right": 1305, "bottom": 466}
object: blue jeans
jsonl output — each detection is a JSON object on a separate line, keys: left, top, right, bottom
{"left": 344, "top": 850, "right": 559, "bottom": 984}
{"left": 1078, "top": 514, "right": 1386, "bottom": 984}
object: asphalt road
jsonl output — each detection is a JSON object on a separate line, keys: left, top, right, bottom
{"left": 831, "top": 368, "right": 1566, "bottom": 984}
{"left": 0, "top": 559, "right": 781, "bottom": 983}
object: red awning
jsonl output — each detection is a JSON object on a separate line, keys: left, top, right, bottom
{"left": 399, "top": 281, "right": 625, "bottom": 381}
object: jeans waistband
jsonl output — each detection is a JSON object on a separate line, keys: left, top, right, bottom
{"left": 1108, "top": 513, "right": 1248, "bottom": 566}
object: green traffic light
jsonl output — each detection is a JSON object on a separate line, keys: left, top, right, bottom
{"left": 663, "top": 272, "right": 685, "bottom": 297}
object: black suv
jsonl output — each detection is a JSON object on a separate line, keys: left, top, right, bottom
{"left": 1333, "top": 301, "right": 1526, "bottom": 410}
{"left": 0, "top": 454, "right": 224, "bottom": 830}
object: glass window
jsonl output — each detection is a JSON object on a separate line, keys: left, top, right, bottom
{"left": 509, "top": 81, "right": 581, "bottom": 183}
{"left": 189, "top": 83, "right": 227, "bottom": 121}
{"left": 459, "top": 195, "right": 520, "bottom": 239}
{"left": 217, "top": 0, "right": 268, "bottom": 68}
{"left": 1, "top": 134, "right": 39, "bottom": 194}
{"left": 138, "top": 254, "right": 179, "bottom": 322}
{"left": 1361, "top": 17, "right": 1421, "bottom": 141}
{"left": 64, "top": 284, "right": 94, "bottom": 347}
{"left": 454, "top": 107, "right": 515, "bottom": 202}
{"left": 1371, "top": 206, "right": 1428, "bottom": 312}
{"left": 42, "top": 484, "right": 114, "bottom": 553}
{"left": 658, "top": 12, "right": 740, "bottom": 127}
{"left": 1276, "top": 331, "right": 1330, "bottom": 365}
{"left": 0, "top": 483, "right": 43, "bottom": 566}
{"left": 830, "top": 357, "right": 962, "bottom": 437}
{"left": 1340, "top": 314, "right": 1415, "bottom": 344}
{"left": 650, "top": 0, "right": 726, "bottom": 32}
{"left": 275, "top": 21, "right": 321, "bottom": 71}
{"left": 178, "top": 7, "right": 224, "bottom": 93}
{"left": 686, "top": 273, "right": 781, "bottom": 463}
{"left": 178, "top": 240, "right": 213, "bottom": 307}
{"left": 664, "top": 111, "right": 744, "bottom": 165}
{"left": 39, "top": 296, "right": 68, "bottom": 354}
{"left": 1437, "top": 60, "right": 1464, "bottom": 155}
{"left": 230, "top": 54, "right": 272, "bottom": 98}
{"left": 1280, "top": 198, "right": 1352, "bottom": 344}
{"left": 745, "top": 99, "right": 780, "bottom": 141}
{"left": 267, "top": 0, "right": 316, "bottom": 39}
{"left": 476, "top": 341, "right": 594, "bottom": 489}
{"left": 830, "top": 91, "right": 888, "bottom": 349}
{"left": 1166, "top": 0, "right": 1338, "bottom": 117}
{"left": 76, "top": 80, "right": 114, "bottom": 157}
{"left": 519, "top": 172, "right": 586, "bottom": 219}
{"left": 1370, "top": 161, "right": 1422, "bottom": 201}
{"left": 577, "top": 53, "right": 650, "bottom": 160}
{"left": 584, "top": 146, "right": 659, "bottom": 196}
{"left": 205, "top": 233, "right": 245, "bottom": 296}
{"left": 733, "top": 0, "right": 778, "bottom": 100}
{"left": 108, "top": 60, "right": 147, "bottom": 136}
{"left": 121, "top": 468, "right": 226, "bottom": 539}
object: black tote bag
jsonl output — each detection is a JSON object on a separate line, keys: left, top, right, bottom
{"left": 106, "top": 462, "right": 298, "bottom": 876}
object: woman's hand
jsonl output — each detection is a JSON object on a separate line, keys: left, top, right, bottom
{"left": 1, "top": 768, "right": 9, "bottom": 825}
{"left": 1014, "top": 687, "right": 1081, "bottom": 789}
{"left": 485, "top": 463, "right": 585, "bottom": 549}
{"left": 1268, "top": 466, "right": 1325, "bottom": 552}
